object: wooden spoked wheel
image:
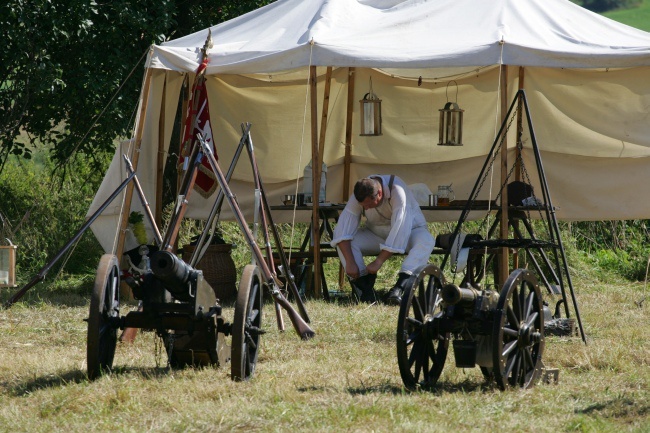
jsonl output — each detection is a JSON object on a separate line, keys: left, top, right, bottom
{"left": 492, "top": 269, "right": 545, "bottom": 390}
{"left": 396, "top": 264, "right": 449, "bottom": 390}
{"left": 231, "top": 264, "right": 263, "bottom": 381}
{"left": 87, "top": 254, "right": 120, "bottom": 380}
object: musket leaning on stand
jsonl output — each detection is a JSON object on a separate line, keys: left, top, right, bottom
{"left": 241, "top": 122, "right": 311, "bottom": 324}
{"left": 185, "top": 123, "right": 280, "bottom": 333}
{"left": 197, "top": 133, "right": 314, "bottom": 339}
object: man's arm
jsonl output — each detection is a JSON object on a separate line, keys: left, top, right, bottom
{"left": 337, "top": 240, "right": 361, "bottom": 279}
{"left": 366, "top": 249, "right": 393, "bottom": 274}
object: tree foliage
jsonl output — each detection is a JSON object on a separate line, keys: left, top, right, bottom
{"left": 0, "top": 0, "right": 270, "bottom": 175}
{"left": 582, "top": 0, "right": 638, "bottom": 12}
{"left": 0, "top": 153, "right": 111, "bottom": 278}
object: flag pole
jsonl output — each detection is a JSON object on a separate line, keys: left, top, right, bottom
{"left": 120, "top": 32, "right": 213, "bottom": 342}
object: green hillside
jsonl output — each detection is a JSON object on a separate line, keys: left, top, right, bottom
{"left": 603, "top": 0, "right": 650, "bottom": 31}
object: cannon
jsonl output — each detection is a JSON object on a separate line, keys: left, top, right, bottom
{"left": 88, "top": 246, "right": 265, "bottom": 381}
{"left": 396, "top": 265, "right": 545, "bottom": 390}
{"left": 396, "top": 91, "right": 585, "bottom": 391}
{"left": 87, "top": 126, "right": 313, "bottom": 381}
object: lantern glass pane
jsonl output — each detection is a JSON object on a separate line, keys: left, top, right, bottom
{"left": 0, "top": 248, "right": 10, "bottom": 285}
{"left": 363, "top": 102, "right": 375, "bottom": 135}
{"left": 438, "top": 107, "right": 463, "bottom": 146}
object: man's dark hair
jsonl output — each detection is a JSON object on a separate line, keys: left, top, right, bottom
{"left": 354, "top": 178, "right": 380, "bottom": 202}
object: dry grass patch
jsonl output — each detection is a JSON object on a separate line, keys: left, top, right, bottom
{"left": 0, "top": 278, "right": 648, "bottom": 432}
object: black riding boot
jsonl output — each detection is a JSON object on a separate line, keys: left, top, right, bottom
{"left": 350, "top": 273, "right": 378, "bottom": 304}
{"left": 384, "top": 272, "right": 411, "bottom": 305}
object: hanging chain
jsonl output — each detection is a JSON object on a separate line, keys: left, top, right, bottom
{"left": 473, "top": 105, "right": 520, "bottom": 236}
{"left": 449, "top": 104, "right": 519, "bottom": 279}
{"left": 154, "top": 332, "right": 173, "bottom": 369}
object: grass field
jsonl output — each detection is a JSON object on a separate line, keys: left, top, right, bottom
{"left": 0, "top": 273, "right": 647, "bottom": 432}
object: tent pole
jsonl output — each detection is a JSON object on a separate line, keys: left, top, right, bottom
{"left": 314, "top": 67, "right": 333, "bottom": 300}
{"left": 309, "top": 65, "right": 322, "bottom": 299}
{"left": 512, "top": 66, "right": 525, "bottom": 270}
{"left": 155, "top": 76, "right": 167, "bottom": 226}
{"left": 498, "top": 65, "right": 510, "bottom": 286}
{"left": 318, "top": 67, "right": 332, "bottom": 165}
{"left": 115, "top": 65, "right": 154, "bottom": 271}
{"left": 343, "top": 67, "right": 355, "bottom": 200}
{"left": 177, "top": 76, "right": 189, "bottom": 206}
{"left": 341, "top": 67, "right": 356, "bottom": 290}
{"left": 515, "top": 66, "right": 525, "bottom": 182}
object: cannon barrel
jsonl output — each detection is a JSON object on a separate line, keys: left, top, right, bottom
{"left": 441, "top": 283, "right": 480, "bottom": 305}
{"left": 150, "top": 250, "right": 198, "bottom": 300}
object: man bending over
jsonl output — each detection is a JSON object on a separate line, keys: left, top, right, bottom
{"left": 331, "top": 175, "right": 435, "bottom": 304}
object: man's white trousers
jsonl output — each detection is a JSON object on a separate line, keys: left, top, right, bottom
{"left": 336, "top": 226, "right": 434, "bottom": 275}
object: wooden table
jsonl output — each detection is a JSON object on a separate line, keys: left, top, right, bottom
{"left": 269, "top": 204, "right": 344, "bottom": 299}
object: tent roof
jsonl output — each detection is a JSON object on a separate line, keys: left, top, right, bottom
{"left": 149, "top": 0, "right": 650, "bottom": 74}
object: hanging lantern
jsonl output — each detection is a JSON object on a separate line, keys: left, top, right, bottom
{"left": 0, "top": 243, "right": 17, "bottom": 288}
{"left": 360, "top": 77, "right": 382, "bottom": 136}
{"left": 438, "top": 81, "right": 464, "bottom": 146}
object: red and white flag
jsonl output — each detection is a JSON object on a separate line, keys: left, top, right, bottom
{"left": 179, "top": 56, "right": 218, "bottom": 198}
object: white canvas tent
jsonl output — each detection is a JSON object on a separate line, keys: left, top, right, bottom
{"left": 89, "top": 0, "right": 650, "bottom": 256}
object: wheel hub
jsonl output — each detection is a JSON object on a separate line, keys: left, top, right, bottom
{"left": 518, "top": 322, "right": 540, "bottom": 346}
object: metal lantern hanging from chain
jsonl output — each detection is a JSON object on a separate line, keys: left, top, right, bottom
{"left": 360, "top": 77, "right": 382, "bottom": 136}
{"left": 438, "top": 80, "right": 464, "bottom": 146}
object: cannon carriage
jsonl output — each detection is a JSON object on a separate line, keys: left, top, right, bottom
{"left": 5, "top": 124, "right": 312, "bottom": 381}
{"left": 1, "top": 119, "right": 313, "bottom": 382}
{"left": 87, "top": 248, "right": 264, "bottom": 381}
{"left": 396, "top": 264, "right": 545, "bottom": 390}
{"left": 396, "top": 91, "right": 585, "bottom": 391}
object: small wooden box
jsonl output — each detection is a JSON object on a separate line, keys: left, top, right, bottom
{"left": 0, "top": 245, "right": 17, "bottom": 288}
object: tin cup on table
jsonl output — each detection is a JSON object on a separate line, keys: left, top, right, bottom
{"left": 429, "top": 194, "right": 438, "bottom": 206}
{"left": 283, "top": 194, "right": 296, "bottom": 206}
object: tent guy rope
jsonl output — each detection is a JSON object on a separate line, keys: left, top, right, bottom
{"left": 285, "top": 38, "right": 316, "bottom": 264}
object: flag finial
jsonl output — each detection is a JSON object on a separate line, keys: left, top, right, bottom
{"left": 201, "top": 29, "right": 213, "bottom": 57}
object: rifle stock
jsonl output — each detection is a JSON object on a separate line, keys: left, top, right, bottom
{"left": 270, "top": 288, "right": 315, "bottom": 340}
{"left": 273, "top": 297, "right": 285, "bottom": 331}
{"left": 119, "top": 326, "right": 138, "bottom": 343}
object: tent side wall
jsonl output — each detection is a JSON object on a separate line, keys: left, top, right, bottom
{"left": 89, "top": 64, "right": 650, "bottom": 253}
{"left": 89, "top": 70, "right": 185, "bottom": 252}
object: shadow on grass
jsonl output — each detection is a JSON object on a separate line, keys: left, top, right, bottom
{"left": 297, "top": 377, "right": 494, "bottom": 396}
{"left": 0, "top": 291, "right": 90, "bottom": 309}
{"left": 348, "top": 378, "right": 493, "bottom": 396}
{"left": 5, "top": 365, "right": 174, "bottom": 397}
{"left": 576, "top": 397, "right": 649, "bottom": 421}
{"left": 1, "top": 291, "right": 145, "bottom": 309}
